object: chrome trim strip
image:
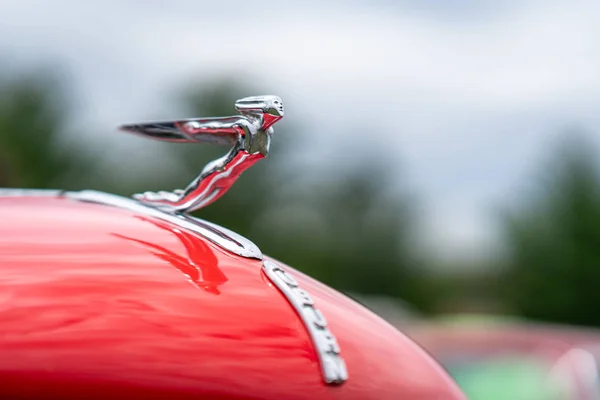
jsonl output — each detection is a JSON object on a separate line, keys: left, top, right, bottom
{"left": 66, "top": 190, "right": 263, "bottom": 260}
{"left": 263, "top": 259, "right": 348, "bottom": 385}
{"left": 0, "top": 189, "right": 62, "bottom": 197}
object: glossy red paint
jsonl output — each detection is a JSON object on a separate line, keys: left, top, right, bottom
{"left": 0, "top": 195, "right": 464, "bottom": 400}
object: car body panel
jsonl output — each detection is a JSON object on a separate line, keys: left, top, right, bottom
{"left": 0, "top": 195, "right": 464, "bottom": 399}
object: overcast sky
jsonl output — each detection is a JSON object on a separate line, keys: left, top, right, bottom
{"left": 1, "top": 0, "right": 599, "bottom": 263}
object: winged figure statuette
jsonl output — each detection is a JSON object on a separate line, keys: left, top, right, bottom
{"left": 120, "top": 95, "right": 284, "bottom": 214}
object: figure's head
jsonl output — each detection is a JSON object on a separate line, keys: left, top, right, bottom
{"left": 235, "top": 95, "right": 284, "bottom": 118}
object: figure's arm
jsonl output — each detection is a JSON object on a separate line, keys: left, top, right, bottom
{"left": 120, "top": 116, "right": 254, "bottom": 147}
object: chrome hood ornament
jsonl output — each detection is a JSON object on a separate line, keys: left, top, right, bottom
{"left": 121, "top": 95, "right": 284, "bottom": 213}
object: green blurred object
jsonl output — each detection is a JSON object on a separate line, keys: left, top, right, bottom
{"left": 0, "top": 72, "right": 95, "bottom": 189}
{"left": 448, "top": 356, "right": 564, "bottom": 400}
{"left": 432, "top": 313, "right": 526, "bottom": 327}
{"left": 503, "top": 136, "right": 600, "bottom": 327}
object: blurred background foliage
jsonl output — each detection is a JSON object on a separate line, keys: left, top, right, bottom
{"left": 2, "top": 69, "right": 600, "bottom": 325}
{"left": 502, "top": 137, "right": 600, "bottom": 326}
{"left": 0, "top": 71, "right": 95, "bottom": 189}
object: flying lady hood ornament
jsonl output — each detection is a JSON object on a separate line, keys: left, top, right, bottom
{"left": 120, "top": 95, "right": 284, "bottom": 213}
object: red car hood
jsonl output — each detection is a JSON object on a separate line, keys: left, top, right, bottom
{"left": 0, "top": 194, "right": 464, "bottom": 400}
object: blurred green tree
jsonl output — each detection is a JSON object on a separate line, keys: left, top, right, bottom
{"left": 0, "top": 72, "right": 94, "bottom": 189}
{"left": 260, "top": 168, "right": 422, "bottom": 302}
{"left": 502, "top": 135, "right": 600, "bottom": 326}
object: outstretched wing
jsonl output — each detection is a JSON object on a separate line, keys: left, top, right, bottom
{"left": 120, "top": 116, "right": 245, "bottom": 146}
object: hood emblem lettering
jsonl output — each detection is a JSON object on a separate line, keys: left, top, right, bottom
{"left": 120, "top": 95, "right": 283, "bottom": 214}
{"left": 263, "top": 260, "right": 348, "bottom": 385}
